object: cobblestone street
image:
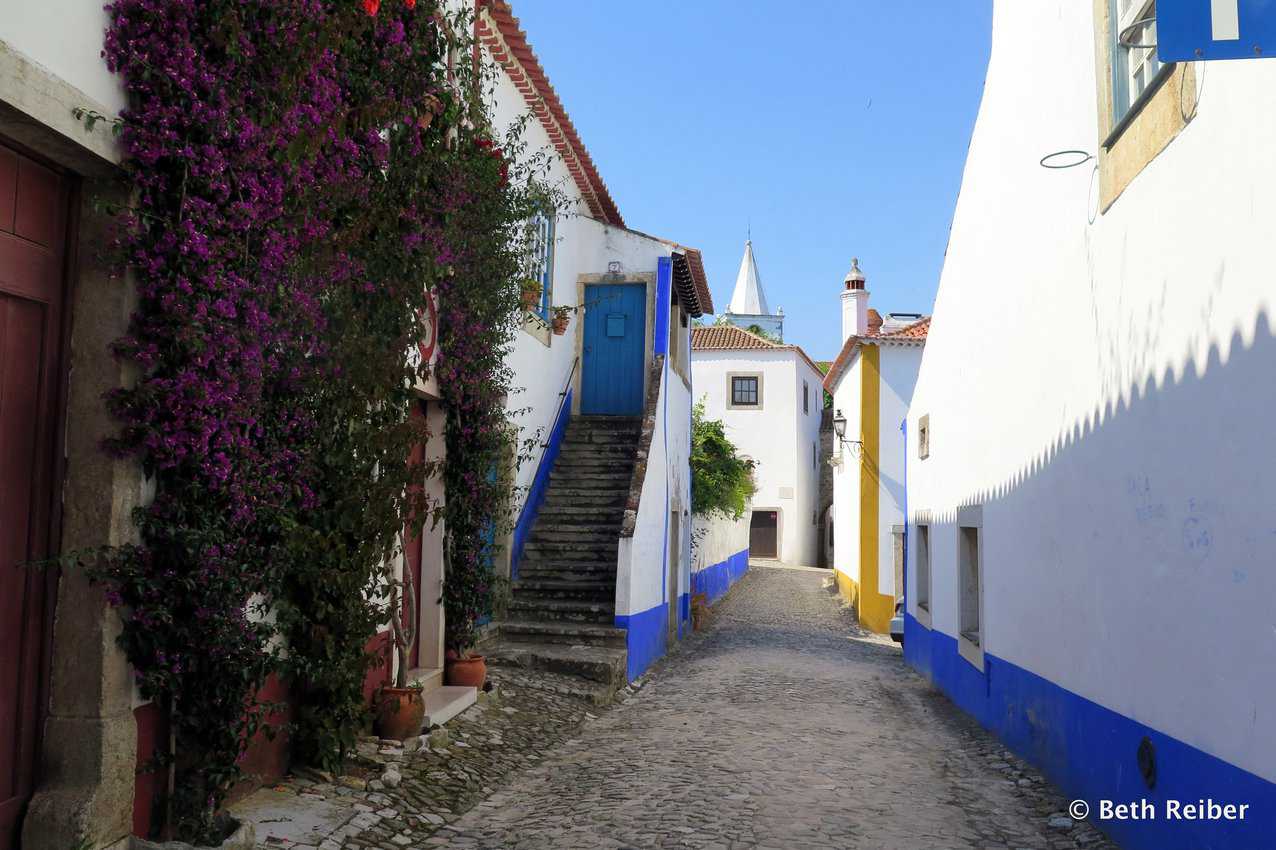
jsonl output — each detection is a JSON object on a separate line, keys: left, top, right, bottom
{"left": 240, "top": 565, "right": 1118, "bottom": 850}
{"left": 437, "top": 566, "right": 1116, "bottom": 850}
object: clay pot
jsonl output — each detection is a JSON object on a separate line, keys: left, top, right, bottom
{"left": 375, "top": 686, "right": 425, "bottom": 741}
{"left": 520, "top": 287, "right": 541, "bottom": 310}
{"left": 551, "top": 315, "right": 569, "bottom": 335}
{"left": 445, "top": 654, "right": 487, "bottom": 689}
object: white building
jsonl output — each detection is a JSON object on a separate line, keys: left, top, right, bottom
{"left": 691, "top": 322, "right": 824, "bottom": 568}
{"left": 823, "top": 259, "right": 928, "bottom": 634}
{"left": 904, "top": 2, "right": 1276, "bottom": 848}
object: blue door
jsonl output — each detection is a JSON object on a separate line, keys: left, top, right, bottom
{"left": 582, "top": 283, "right": 646, "bottom": 415}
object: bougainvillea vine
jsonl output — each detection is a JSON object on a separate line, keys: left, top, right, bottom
{"left": 95, "top": 0, "right": 553, "bottom": 839}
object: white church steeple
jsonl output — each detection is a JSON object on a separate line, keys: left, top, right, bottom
{"left": 723, "top": 240, "right": 784, "bottom": 341}
{"left": 728, "top": 240, "right": 770, "bottom": 315}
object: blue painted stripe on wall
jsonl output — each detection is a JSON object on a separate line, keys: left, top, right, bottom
{"left": 511, "top": 389, "right": 573, "bottom": 579}
{"left": 654, "top": 256, "right": 671, "bottom": 356}
{"left": 691, "top": 549, "right": 750, "bottom": 605}
{"left": 615, "top": 604, "right": 667, "bottom": 681}
{"left": 904, "top": 614, "right": 1276, "bottom": 849}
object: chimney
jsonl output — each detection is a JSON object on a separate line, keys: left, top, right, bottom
{"left": 840, "top": 257, "right": 869, "bottom": 341}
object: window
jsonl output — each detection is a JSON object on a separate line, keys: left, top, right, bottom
{"left": 527, "top": 212, "right": 555, "bottom": 320}
{"left": 918, "top": 414, "right": 930, "bottom": 460}
{"left": 812, "top": 441, "right": 817, "bottom": 469}
{"left": 803, "top": 381, "right": 810, "bottom": 414}
{"left": 730, "top": 375, "right": 760, "bottom": 407}
{"left": 958, "top": 514, "right": 983, "bottom": 670}
{"left": 1111, "top": 0, "right": 1163, "bottom": 125}
{"left": 915, "top": 524, "right": 931, "bottom": 622}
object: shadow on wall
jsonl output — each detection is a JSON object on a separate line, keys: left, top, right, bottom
{"left": 908, "top": 310, "right": 1276, "bottom": 850}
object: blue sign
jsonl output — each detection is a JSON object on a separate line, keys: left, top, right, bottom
{"left": 1158, "top": 0, "right": 1276, "bottom": 61}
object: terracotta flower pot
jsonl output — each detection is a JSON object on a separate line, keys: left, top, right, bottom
{"left": 445, "top": 654, "right": 487, "bottom": 689}
{"left": 521, "top": 288, "right": 541, "bottom": 310}
{"left": 375, "top": 686, "right": 425, "bottom": 741}
{"left": 551, "top": 315, "right": 569, "bottom": 335}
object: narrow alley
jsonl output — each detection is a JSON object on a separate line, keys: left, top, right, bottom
{"left": 438, "top": 567, "right": 1114, "bottom": 850}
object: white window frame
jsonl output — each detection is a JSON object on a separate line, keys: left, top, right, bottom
{"left": 1111, "top": 0, "right": 1167, "bottom": 127}
{"left": 727, "top": 373, "right": 763, "bottom": 410}
{"left": 957, "top": 506, "right": 984, "bottom": 671}
{"left": 915, "top": 523, "right": 931, "bottom": 627}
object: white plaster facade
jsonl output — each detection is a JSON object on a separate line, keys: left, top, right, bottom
{"left": 905, "top": 0, "right": 1276, "bottom": 840}
{"left": 691, "top": 343, "right": 824, "bottom": 567}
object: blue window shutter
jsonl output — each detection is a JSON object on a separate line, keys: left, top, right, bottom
{"left": 539, "top": 215, "right": 555, "bottom": 321}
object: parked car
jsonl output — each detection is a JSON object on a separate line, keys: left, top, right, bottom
{"left": 889, "top": 599, "right": 904, "bottom": 644}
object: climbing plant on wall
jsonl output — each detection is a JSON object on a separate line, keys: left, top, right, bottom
{"left": 93, "top": 0, "right": 554, "bottom": 839}
{"left": 690, "top": 401, "right": 757, "bottom": 520}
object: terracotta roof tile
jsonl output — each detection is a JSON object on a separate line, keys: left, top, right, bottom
{"left": 822, "top": 316, "right": 930, "bottom": 392}
{"left": 691, "top": 325, "right": 823, "bottom": 376}
{"left": 477, "top": 1, "right": 623, "bottom": 228}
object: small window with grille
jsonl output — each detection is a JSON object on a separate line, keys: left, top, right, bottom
{"left": 730, "top": 375, "right": 760, "bottom": 407}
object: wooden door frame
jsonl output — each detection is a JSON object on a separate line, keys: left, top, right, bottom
{"left": 571, "top": 272, "right": 656, "bottom": 416}
{"left": 0, "top": 135, "right": 78, "bottom": 846}
{"left": 748, "top": 507, "right": 781, "bottom": 560}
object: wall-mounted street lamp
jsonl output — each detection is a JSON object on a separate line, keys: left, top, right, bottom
{"left": 832, "top": 409, "right": 863, "bottom": 454}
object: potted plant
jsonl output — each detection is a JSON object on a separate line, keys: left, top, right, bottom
{"left": 441, "top": 546, "right": 489, "bottom": 689}
{"left": 519, "top": 278, "right": 542, "bottom": 311}
{"left": 375, "top": 540, "right": 425, "bottom": 741}
{"left": 445, "top": 648, "right": 487, "bottom": 688}
{"left": 550, "top": 305, "right": 571, "bottom": 335}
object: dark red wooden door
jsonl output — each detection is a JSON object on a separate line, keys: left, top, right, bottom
{"left": 0, "top": 142, "right": 69, "bottom": 850}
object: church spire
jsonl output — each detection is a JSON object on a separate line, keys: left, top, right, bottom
{"left": 727, "top": 240, "right": 770, "bottom": 316}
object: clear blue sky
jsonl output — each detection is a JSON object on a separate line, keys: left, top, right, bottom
{"left": 513, "top": 1, "right": 993, "bottom": 361}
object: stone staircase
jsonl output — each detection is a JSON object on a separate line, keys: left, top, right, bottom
{"left": 486, "top": 415, "right": 640, "bottom": 702}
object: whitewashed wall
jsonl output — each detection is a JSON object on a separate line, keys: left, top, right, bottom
{"left": 874, "top": 346, "right": 922, "bottom": 599}
{"left": 908, "top": 0, "right": 1276, "bottom": 797}
{"left": 0, "top": 1, "right": 124, "bottom": 112}
{"left": 830, "top": 353, "right": 862, "bottom": 589}
{"left": 691, "top": 350, "right": 821, "bottom": 566}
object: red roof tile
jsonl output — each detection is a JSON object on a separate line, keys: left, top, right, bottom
{"left": 821, "top": 316, "right": 930, "bottom": 392}
{"left": 477, "top": 1, "right": 624, "bottom": 228}
{"left": 691, "top": 325, "right": 823, "bottom": 376}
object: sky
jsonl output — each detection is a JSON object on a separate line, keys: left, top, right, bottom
{"left": 511, "top": 1, "right": 994, "bottom": 361}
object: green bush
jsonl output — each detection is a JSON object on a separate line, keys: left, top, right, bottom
{"left": 690, "top": 401, "right": 756, "bottom": 520}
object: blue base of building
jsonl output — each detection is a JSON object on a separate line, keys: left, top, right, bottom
{"left": 904, "top": 613, "right": 1276, "bottom": 849}
{"left": 615, "top": 605, "right": 667, "bottom": 681}
{"left": 690, "top": 549, "right": 749, "bottom": 605}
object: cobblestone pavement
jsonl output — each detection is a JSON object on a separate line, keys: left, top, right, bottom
{"left": 237, "top": 667, "right": 610, "bottom": 849}
{"left": 433, "top": 566, "right": 1119, "bottom": 850}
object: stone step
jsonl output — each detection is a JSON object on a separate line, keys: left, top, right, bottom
{"left": 517, "top": 559, "right": 617, "bottom": 575}
{"left": 485, "top": 641, "right": 628, "bottom": 699}
{"left": 551, "top": 463, "right": 632, "bottom": 476}
{"left": 512, "top": 577, "right": 616, "bottom": 601}
{"left": 568, "top": 415, "right": 642, "bottom": 430}
{"left": 557, "top": 443, "right": 639, "bottom": 457}
{"left": 498, "top": 620, "right": 627, "bottom": 648}
{"left": 562, "top": 429, "right": 642, "bottom": 445}
{"left": 508, "top": 597, "right": 615, "bottom": 624}
{"left": 541, "top": 489, "right": 629, "bottom": 507}
{"left": 552, "top": 461, "right": 635, "bottom": 475}
{"left": 523, "top": 541, "right": 618, "bottom": 558}
{"left": 535, "top": 504, "right": 626, "bottom": 523}
{"left": 548, "top": 476, "right": 632, "bottom": 491}
{"left": 421, "top": 685, "right": 476, "bottom": 728}
{"left": 529, "top": 526, "right": 621, "bottom": 544}
{"left": 516, "top": 568, "right": 617, "bottom": 585}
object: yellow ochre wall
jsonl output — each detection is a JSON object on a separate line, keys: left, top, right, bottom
{"left": 858, "top": 346, "right": 894, "bottom": 634}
